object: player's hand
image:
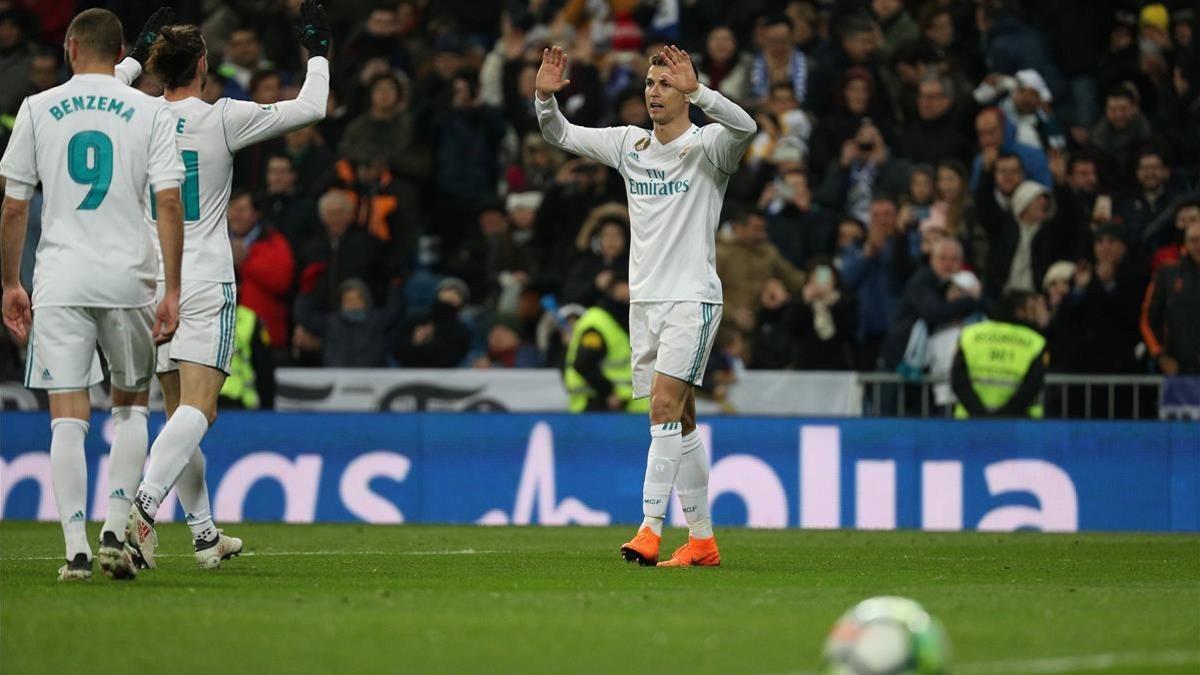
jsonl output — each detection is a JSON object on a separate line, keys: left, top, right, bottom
{"left": 296, "top": 0, "right": 331, "bottom": 58}
{"left": 153, "top": 289, "right": 180, "bottom": 345}
{"left": 535, "top": 45, "right": 571, "bottom": 101}
{"left": 1, "top": 285, "right": 32, "bottom": 345}
{"left": 130, "top": 7, "right": 176, "bottom": 66}
{"left": 658, "top": 45, "right": 698, "bottom": 95}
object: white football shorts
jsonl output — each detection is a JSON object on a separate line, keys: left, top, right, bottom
{"left": 155, "top": 280, "right": 237, "bottom": 375}
{"left": 24, "top": 304, "right": 155, "bottom": 392}
{"left": 629, "top": 301, "right": 722, "bottom": 399}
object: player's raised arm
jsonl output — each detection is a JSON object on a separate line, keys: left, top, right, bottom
{"left": 222, "top": 0, "right": 330, "bottom": 151}
{"left": 534, "top": 45, "right": 627, "bottom": 169}
{"left": 659, "top": 45, "right": 757, "bottom": 173}
{"left": 115, "top": 6, "right": 176, "bottom": 85}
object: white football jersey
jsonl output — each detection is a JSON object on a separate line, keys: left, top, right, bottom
{"left": 0, "top": 74, "right": 183, "bottom": 308}
{"left": 114, "top": 56, "right": 330, "bottom": 282}
{"left": 536, "top": 84, "right": 756, "bottom": 304}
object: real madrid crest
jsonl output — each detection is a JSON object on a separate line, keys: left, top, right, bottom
{"left": 678, "top": 145, "right": 691, "bottom": 159}
{"left": 634, "top": 136, "right": 651, "bottom": 151}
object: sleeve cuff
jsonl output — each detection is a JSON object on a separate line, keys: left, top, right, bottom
{"left": 533, "top": 92, "right": 557, "bottom": 110}
{"left": 4, "top": 178, "right": 35, "bottom": 200}
{"left": 686, "top": 84, "right": 709, "bottom": 105}
{"left": 150, "top": 178, "right": 182, "bottom": 191}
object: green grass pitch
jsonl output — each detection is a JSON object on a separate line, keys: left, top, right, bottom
{"left": 1, "top": 522, "right": 1197, "bottom": 674}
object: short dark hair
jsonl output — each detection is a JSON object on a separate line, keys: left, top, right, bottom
{"left": 737, "top": 209, "right": 767, "bottom": 225}
{"left": 1106, "top": 83, "right": 1138, "bottom": 104}
{"left": 995, "top": 152, "right": 1024, "bottom": 171}
{"left": 1134, "top": 146, "right": 1167, "bottom": 166}
{"left": 148, "top": 24, "right": 205, "bottom": 90}
{"left": 838, "top": 12, "right": 876, "bottom": 39}
{"left": 66, "top": 9, "right": 124, "bottom": 61}
{"left": 1066, "top": 150, "right": 1098, "bottom": 173}
{"left": 997, "top": 289, "right": 1039, "bottom": 324}
{"left": 367, "top": 71, "right": 405, "bottom": 100}
{"left": 760, "top": 13, "right": 792, "bottom": 31}
{"left": 250, "top": 68, "right": 281, "bottom": 95}
{"left": 229, "top": 189, "right": 256, "bottom": 208}
{"left": 267, "top": 152, "right": 296, "bottom": 169}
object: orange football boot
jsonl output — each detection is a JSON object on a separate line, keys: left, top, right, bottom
{"left": 620, "top": 527, "right": 661, "bottom": 566}
{"left": 657, "top": 536, "right": 721, "bottom": 567}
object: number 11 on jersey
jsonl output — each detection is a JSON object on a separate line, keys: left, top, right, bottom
{"left": 150, "top": 149, "right": 200, "bottom": 221}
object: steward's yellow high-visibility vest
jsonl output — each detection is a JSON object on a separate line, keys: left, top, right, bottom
{"left": 564, "top": 307, "right": 648, "bottom": 413}
{"left": 954, "top": 320, "right": 1045, "bottom": 418}
{"left": 218, "top": 306, "right": 262, "bottom": 410}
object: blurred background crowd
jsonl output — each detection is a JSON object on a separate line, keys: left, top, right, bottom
{"left": 0, "top": 0, "right": 1197, "bottom": 400}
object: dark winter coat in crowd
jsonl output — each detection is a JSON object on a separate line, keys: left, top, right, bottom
{"left": 807, "top": 110, "right": 897, "bottom": 175}
{"left": 1142, "top": 255, "right": 1200, "bottom": 374}
{"left": 981, "top": 13, "right": 1066, "bottom": 102}
{"left": 561, "top": 253, "right": 629, "bottom": 307}
{"left": 793, "top": 296, "right": 858, "bottom": 370}
{"left": 394, "top": 300, "right": 471, "bottom": 367}
{"left": 880, "top": 267, "right": 981, "bottom": 368}
{"left": 974, "top": 173, "right": 1081, "bottom": 300}
{"left": 339, "top": 110, "right": 433, "bottom": 216}
{"left": 259, "top": 188, "right": 319, "bottom": 253}
{"left": 839, "top": 232, "right": 915, "bottom": 350}
{"left": 1055, "top": 264, "right": 1148, "bottom": 374}
{"left": 750, "top": 303, "right": 802, "bottom": 369}
{"left": 816, "top": 156, "right": 914, "bottom": 214}
{"left": 898, "top": 109, "right": 975, "bottom": 167}
{"left": 766, "top": 204, "right": 836, "bottom": 270}
{"left": 296, "top": 229, "right": 388, "bottom": 319}
{"left": 322, "top": 288, "right": 406, "bottom": 368}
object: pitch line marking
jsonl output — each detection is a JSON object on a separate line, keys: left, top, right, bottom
{"left": 782, "top": 650, "right": 1200, "bottom": 675}
{"left": 2, "top": 548, "right": 498, "bottom": 562}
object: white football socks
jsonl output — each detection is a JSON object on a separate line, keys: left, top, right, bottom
{"left": 677, "top": 429, "right": 714, "bottom": 539}
{"left": 641, "top": 422, "right": 683, "bottom": 536}
{"left": 136, "top": 405, "right": 209, "bottom": 520}
{"left": 50, "top": 418, "right": 90, "bottom": 561}
{"left": 175, "top": 447, "right": 217, "bottom": 543}
{"left": 101, "top": 406, "right": 148, "bottom": 541}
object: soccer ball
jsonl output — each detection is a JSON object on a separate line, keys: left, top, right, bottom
{"left": 822, "top": 596, "right": 950, "bottom": 675}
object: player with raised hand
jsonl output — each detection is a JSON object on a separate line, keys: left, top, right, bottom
{"left": 535, "top": 44, "right": 756, "bottom": 567}
{"left": 114, "top": 2, "right": 330, "bottom": 570}
{"left": 0, "top": 8, "right": 185, "bottom": 581}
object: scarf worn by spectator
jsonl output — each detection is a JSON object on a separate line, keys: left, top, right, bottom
{"left": 752, "top": 50, "right": 808, "bottom": 104}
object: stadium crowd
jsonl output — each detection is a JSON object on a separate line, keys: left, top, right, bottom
{"left": 1, "top": 0, "right": 1198, "bottom": 395}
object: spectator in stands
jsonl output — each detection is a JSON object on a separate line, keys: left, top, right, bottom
{"left": 562, "top": 206, "right": 629, "bottom": 307}
{"left": 761, "top": 168, "right": 834, "bottom": 271}
{"left": 698, "top": 25, "right": 751, "bottom": 104}
{"left": 794, "top": 261, "right": 857, "bottom": 371}
{"left": 816, "top": 120, "right": 912, "bottom": 224}
{"left": 975, "top": 0, "right": 1065, "bottom": 102}
{"left": 974, "top": 69, "right": 1065, "bottom": 155}
{"left": 293, "top": 190, "right": 387, "bottom": 363}
{"left": 971, "top": 107, "right": 1050, "bottom": 190}
{"left": 812, "top": 12, "right": 891, "bottom": 119}
{"left": 840, "top": 196, "right": 915, "bottom": 369}
{"left": 871, "top": 0, "right": 918, "bottom": 68}
{"left": 395, "top": 277, "right": 472, "bottom": 368}
{"left": 506, "top": 132, "right": 562, "bottom": 193}
{"left": 229, "top": 190, "right": 296, "bottom": 352}
{"left": 1055, "top": 223, "right": 1147, "bottom": 376}
{"left": 882, "top": 238, "right": 981, "bottom": 370}
{"left": 259, "top": 153, "right": 317, "bottom": 251}
{"left": 899, "top": 73, "right": 973, "bottom": 166}
{"left": 716, "top": 210, "right": 808, "bottom": 339}
{"left": 751, "top": 13, "right": 810, "bottom": 105}
{"left": 1116, "top": 148, "right": 1178, "bottom": 256}
{"left": 283, "top": 124, "right": 334, "bottom": 196}
{"left": 1090, "top": 85, "right": 1155, "bottom": 177}
{"left": 1142, "top": 221, "right": 1200, "bottom": 375}
{"left": 219, "top": 26, "right": 273, "bottom": 100}
{"left": 472, "top": 315, "right": 539, "bottom": 369}
{"left": 1064, "top": 151, "right": 1102, "bottom": 230}
{"left": 1150, "top": 198, "right": 1200, "bottom": 273}
{"left": 809, "top": 67, "right": 892, "bottom": 174}
{"left": 0, "top": 10, "right": 34, "bottom": 117}
{"left": 749, "top": 277, "right": 799, "bottom": 370}
{"left": 329, "top": 148, "right": 419, "bottom": 264}
{"left": 935, "top": 159, "right": 984, "bottom": 274}
{"left": 321, "top": 279, "right": 405, "bottom": 368}
{"left": 339, "top": 71, "right": 432, "bottom": 219}
{"left": 980, "top": 173, "right": 1080, "bottom": 300}
{"left": 445, "top": 201, "right": 537, "bottom": 309}
{"left": 341, "top": 3, "right": 409, "bottom": 75}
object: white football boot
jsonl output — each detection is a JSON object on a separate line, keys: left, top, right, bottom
{"left": 194, "top": 530, "right": 244, "bottom": 570}
{"left": 125, "top": 503, "right": 159, "bottom": 569}
{"left": 97, "top": 531, "right": 137, "bottom": 580}
{"left": 57, "top": 553, "right": 92, "bottom": 581}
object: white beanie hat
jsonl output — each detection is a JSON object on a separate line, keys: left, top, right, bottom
{"left": 1010, "top": 180, "right": 1049, "bottom": 221}
{"left": 1015, "top": 69, "right": 1052, "bottom": 103}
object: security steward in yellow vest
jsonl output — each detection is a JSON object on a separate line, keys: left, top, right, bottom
{"left": 564, "top": 280, "right": 649, "bottom": 413}
{"left": 951, "top": 290, "right": 1047, "bottom": 418}
{"left": 218, "top": 305, "right": 276, "bottom": 410}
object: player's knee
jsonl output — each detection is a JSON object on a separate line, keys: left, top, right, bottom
{"left": 649, "top": 393, "right": 681, "bottom": 425}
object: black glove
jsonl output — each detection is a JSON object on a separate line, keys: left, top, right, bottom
{"left": 296, "top": 0, "right": 330, "bottom": 58}
{"left": 129, "top": 7, "right": 176, "bottom": 66}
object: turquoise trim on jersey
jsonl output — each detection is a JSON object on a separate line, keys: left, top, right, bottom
{"left": 686, "top": 303, "right": 715, "bottom": 385}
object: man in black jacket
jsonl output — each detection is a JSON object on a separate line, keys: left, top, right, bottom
{"left": 1142, "top": 222, "right": 1200, "bottom": 375}
{"left": 881, "top": 238, "right": 981, "bottom": 369}
{"left": 898, "top": 74, "right": 973, "bottom": 166}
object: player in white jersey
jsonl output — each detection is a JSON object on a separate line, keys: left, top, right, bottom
{"left": 535, "top": 45, "right": 755, "bottom": 567}
{"left": 113, "top": 4, "right": 330, "bottom": 570}
{"left": 0, "top": 9, "right": 185, "bottom": 581}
